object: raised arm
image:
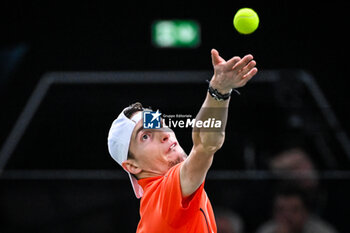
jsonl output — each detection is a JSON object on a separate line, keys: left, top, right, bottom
{"left": 180, "top": 49, "right": 258, "bottom": 196}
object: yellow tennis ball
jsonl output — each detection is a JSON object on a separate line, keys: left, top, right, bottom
{"left": 233, "top": 8, "right": 259, "bottom": 34}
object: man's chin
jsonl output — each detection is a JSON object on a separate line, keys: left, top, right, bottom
{"left": 168, "top": 154, "right": 186, "bottom": 168}
{"left": 167, "top": 151, "right": 187, "bottom": 169}
{"left": 168, "top": 157, "right": 183, "bottom": 169}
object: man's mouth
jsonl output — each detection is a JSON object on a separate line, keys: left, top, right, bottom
{"left": 168, "top": 142, "right": 177, "bottom": 152}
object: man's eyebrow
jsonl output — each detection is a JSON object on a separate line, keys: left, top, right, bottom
{"left": 134, "top": 125, "right": 144, "bottom": 140}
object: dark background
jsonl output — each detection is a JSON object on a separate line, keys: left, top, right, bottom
{"left": 0, "top": 1, "right": 349, "bottom": 233}
{"left": 1, "top": 1, "right": 349, "bottom": 137}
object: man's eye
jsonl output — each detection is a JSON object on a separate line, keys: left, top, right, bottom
{"left": 142, "top": 134, "right": 149, "bottom": 140}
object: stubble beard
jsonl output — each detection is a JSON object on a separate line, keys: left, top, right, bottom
{"left": 167, "top": 151, "right": 187, "bottom": 169}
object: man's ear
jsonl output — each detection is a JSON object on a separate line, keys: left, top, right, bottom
{"left": 122, "top": 160, "right": 142, "bottom": 175}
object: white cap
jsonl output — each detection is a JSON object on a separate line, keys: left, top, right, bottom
{"left": 107, "top": 108, "right": 143, "bottom": 198}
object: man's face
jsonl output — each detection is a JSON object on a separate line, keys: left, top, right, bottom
{"left": 271, "top": 149, "right": 319, "bottom": 189}
{"left": 128, "top": 114, "right": 187, "bottom": 176}
{"left": 274, "top": 196, "right": 308, "bottom": 232}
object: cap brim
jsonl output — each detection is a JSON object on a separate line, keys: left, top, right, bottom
{"left": 128, "top": 172, "right": 144, "bottom": 199}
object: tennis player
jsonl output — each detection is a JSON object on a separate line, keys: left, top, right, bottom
{"left": 108, "top": 49, "right": 257, "bottom": 233}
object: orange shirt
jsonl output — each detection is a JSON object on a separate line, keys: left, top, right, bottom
{"left": 136, "top": 162, "right": 216, "bottom": 233}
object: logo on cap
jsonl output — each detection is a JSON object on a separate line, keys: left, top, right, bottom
{"left": 143, "top": 110, "right": 162, "bottom": 129}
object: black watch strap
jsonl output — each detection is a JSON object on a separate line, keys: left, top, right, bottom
{"left": 207, "top": 80, "right": 240, "bottom": 101}
{"left": 208, "top": 85, "right": 232, "bottom": 101}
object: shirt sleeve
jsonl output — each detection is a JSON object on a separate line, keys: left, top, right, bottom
{"left": 158, "top": 163, "right": 205, "bottom": 228}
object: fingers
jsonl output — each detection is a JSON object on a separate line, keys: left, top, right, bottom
{"left": 225, "top": 56, "right": 241, "bottom": 70}
{"left": 243, "top": 67, "right": 258, "bottom": 81}
{"left": 211, "top": 49, "right": 225, "bottom": 66}
{"left": 210, "top": 50, "right": 258, "bottom": 88}
{"left": 235, "top": 68, "right": 258, "bottom": 88}
{"left": 232, "top": 54, "right": 254, "bottom": 71}
{"left": 235, "top": 55, "right": 258, "bottom": 87}
{"left": 239, "top": 59, "right": 256, "bottom": 76}
{"left": 233, "top": 54, "right": 257, "bottom": 79}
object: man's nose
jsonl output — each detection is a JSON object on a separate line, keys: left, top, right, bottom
{"left": 159, "top": 131, "right": 170, "bottom": 142}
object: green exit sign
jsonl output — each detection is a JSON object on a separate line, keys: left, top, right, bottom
{"left": 152, "top": 20, "right": 201, "bottom": 48}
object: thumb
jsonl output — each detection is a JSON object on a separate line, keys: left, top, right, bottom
{"left": 211, "top": 49, "right": 225, "bottom": 66}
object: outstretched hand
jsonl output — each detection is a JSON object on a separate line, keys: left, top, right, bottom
{"left": 210, "top": 49, "right": 258, "bottom": 93}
